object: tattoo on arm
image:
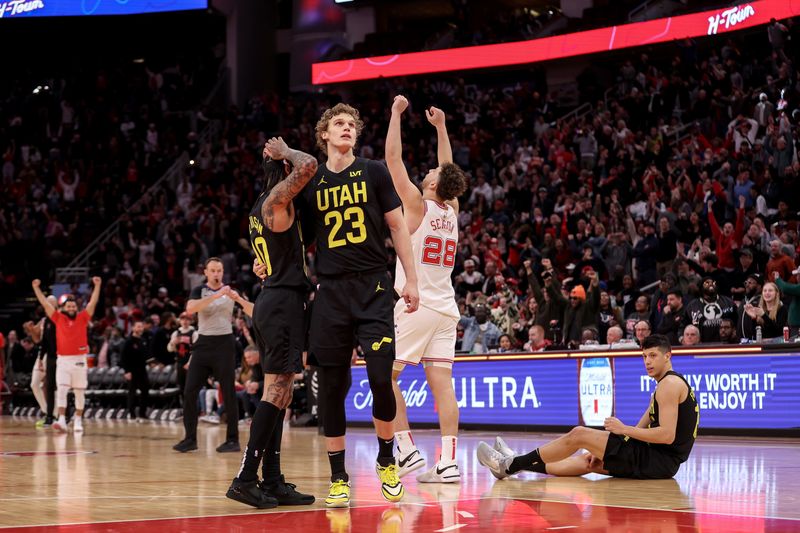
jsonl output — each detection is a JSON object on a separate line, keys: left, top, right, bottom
{"left": 262, "top": 150, "right": 318, "bottom": 231}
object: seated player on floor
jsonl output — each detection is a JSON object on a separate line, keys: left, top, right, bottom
{"left": 477, "top": 334, "right": 699, "bottom": 479}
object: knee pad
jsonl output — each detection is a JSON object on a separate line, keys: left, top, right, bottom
{"left": 56, "top": 386, "right": 69, "bottom": 409}
{"left": 73, "top": 389, "right": 86, "bottom": 410}
{"left": 366, "top": 357, "right": 395, "bottom": 422}
{"left": 320, "top": 366, "right": 351, "bottom": 437}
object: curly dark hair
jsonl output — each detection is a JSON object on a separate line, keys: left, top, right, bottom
{"left": 435, "top": 162, "right": 468, "bottom": 201}
{"left": 315, "top": 103, "right": 365, "bottom": 155}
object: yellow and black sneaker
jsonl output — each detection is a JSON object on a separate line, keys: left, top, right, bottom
{"left": 325, "top": 479, "right": 351, "bottom": 508}
{"left": 375, "top": 462, "right": 404, "bottom": 502}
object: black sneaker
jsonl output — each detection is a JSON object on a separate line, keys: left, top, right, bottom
{"left": 226, "top": 478, "right": 279, "bottom": 509}
{"left": 173, "top": 438, "right": 198, "bottom": 453}
{"left": 44, "top": 416, "right": 54, "bottom": 427}
{"left": 259, "top": 475, "right": 315, "bottom": 505}
{"left": 216, "top": 440, "right": 241, "bottom": 453}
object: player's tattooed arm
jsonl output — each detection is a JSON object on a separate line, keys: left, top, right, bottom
{"left": 262, "top": 137, "right": 318, "bottom": 232}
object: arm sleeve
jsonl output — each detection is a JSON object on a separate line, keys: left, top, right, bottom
{"left": 708, "top": 209, "right": 721, "bottom": 239}
{"left": 369, "top": 160, "right": 402, "bottom": 214}
{"left": 776, "top": 278, "right": 800, "bottom": 296}
{"left": 527, "top": 272, "right": 545, "bottom": 303}
{"left": 189, "top": 286, "right": 203, "bottom": 300}
{"left": 734, "top": 208, "right": 745, "bottom": 242}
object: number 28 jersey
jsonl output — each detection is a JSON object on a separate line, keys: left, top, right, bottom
{"left": 302, "top": 158, "right": 401, "bottom": 277}
{"left": 395, "top": 199, "right": 459, "bottom": 318}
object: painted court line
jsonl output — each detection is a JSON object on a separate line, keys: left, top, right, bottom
{"left": 506, "top": 496, "right": 800, "bottom": 522}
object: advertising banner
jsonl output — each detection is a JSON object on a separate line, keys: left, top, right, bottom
{"left": 0, "top": 0, "right": 206, "bottom": 19}
{"left": 313, "top": 0, "right": 800, "bottom": 84}
{"left": 344, "top": 352, "right": 800, "bottom": 430}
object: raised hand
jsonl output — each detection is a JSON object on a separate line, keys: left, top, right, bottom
{"left": 92, "top": 276, "right": 102, "bottom": 286}
{"left": 523, "top": 259, "right": 533, "bottom": 274}
{"left": 265, "top": 137, "right": 291, "bottom": 160}
{"left": 392, "top": 95, "right": 409, "bottom": 115}
{"left": 32, "top": 279, "right": 41, "bottom": 289}
{"left": 426, "top": 106, "right": 445, "bottom": 127}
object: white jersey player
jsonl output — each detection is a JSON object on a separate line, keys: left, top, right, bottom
{"left": 386, "top": 95, "right": 467, "bottom": 483}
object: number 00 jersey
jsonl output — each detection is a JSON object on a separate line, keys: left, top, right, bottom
{"left": 302, "top": 158, "right": 401, "bottom": 277}
{"left": 395, "top": 199, "right": 459, "bottom": 318}
{"left": 248, "top": 192, "right": 310, "bottom": 290}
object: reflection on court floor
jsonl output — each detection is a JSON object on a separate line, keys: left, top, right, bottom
{"left": 0, "top": 419, "right": 798, "bottom": 531}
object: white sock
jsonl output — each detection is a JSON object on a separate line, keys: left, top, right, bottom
{"left": 395, "top": 431, "right": 417, "bottom": 454}
{"left": 440, "top": 436, "right": 457, "bottom": 465}
{"left": 74, "top": 415, "right": 82, "bottom": 422}
{"left": 58, "top": 415, "right": 66, "bottom": 424}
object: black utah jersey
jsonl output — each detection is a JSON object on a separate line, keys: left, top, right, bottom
{"left": 302, "top": 157, "right": 401, "bottom": 277}
{"left": 649, "top": 370, "right": 699, "bottom": 463}
{"left": 249, "top": 192, "right": 311, "bottom": 290}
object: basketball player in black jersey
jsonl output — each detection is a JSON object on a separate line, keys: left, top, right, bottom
{"left": 478, "top": 334, "right": 699, "bottom": 480}
{"left": 225, "top": 137, "right": 318, "bottom": 509}
{"left": 302, "top": 103, "right": 419, "bottom": 507}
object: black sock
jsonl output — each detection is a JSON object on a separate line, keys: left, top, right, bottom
{"left": 377, "top": 437, "right": 395, "bottom": 467}
{"left": 328, "top": 450, "right": 348, "bottom": 482}
{"left": 236, "top": 401, "right": 281, "bottom": 482}
{"left": 509, "top": 448, "right": 547, "bottom": 474}
{"left": 261, "top": 409, "right": 285, "bottom": 485}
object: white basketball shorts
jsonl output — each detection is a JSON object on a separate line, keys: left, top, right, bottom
{"left": 393, "top": 300, "right": 458, "bottom": 369}
{"left": 56, "top": 355, "right": 88, "bottom": 389}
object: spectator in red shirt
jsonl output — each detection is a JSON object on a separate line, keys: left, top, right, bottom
{"left": 32, "top": 277, "right": 102, "bottom": 433}
{"left": 707, "top": 196, "right": 745, "bottom": 269}
{"left": 766, "top": 239, "right": 797, "bottom": 283}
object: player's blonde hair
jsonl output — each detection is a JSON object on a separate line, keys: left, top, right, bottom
{"left": 315, "top": 103, "right": 364, "bottom": 154}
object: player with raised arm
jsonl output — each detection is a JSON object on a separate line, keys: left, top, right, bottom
{"left": 225, "top": 137, "right": 318, "bottom": 509}
{"left": 304, "top": 103, "right": 419, "bottom": 507}
{"left": 32, "top": 277, "right": 102, "bottom": 433}
{"left": 477, "top": 334, "right": 699, "bottom": 480}
{"left": 385, "top": 96, "right": 467, "bottom": 482}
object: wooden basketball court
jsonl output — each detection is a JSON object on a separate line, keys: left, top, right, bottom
{"left": 0, "top": 417, "right": 798, "bottom": 531}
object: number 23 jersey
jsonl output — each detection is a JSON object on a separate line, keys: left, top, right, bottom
{"left": 395, "top": 199, "right": 459, "bottom": 318}
{"left": 302, "top": 157, "right": 401, "bottom": 277}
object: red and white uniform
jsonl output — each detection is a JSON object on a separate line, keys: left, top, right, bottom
{"left": 394, "top": 199, "right": 459, "bottom": 368}
{"left": 51, "top": 310, "right": 90, "bottom": 389}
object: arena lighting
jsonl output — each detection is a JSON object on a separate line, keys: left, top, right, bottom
{"left": 312, "top": 0, "right": 800, "bottom": 84}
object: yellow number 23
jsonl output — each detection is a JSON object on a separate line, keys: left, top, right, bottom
{"left": 325, "top": 207, "right": 367, "bottom": 248}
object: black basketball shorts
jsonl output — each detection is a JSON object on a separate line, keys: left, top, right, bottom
{"left": 252, "top": 287, "right": 307, "bottom": 374}
{"left": 602, "top": 433, "right": 681, "bottom": 479}
{"left": 309, "top": 269, "right": 395, "bottom": 367}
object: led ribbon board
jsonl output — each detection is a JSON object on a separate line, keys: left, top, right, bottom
{"left": 0, "top": 0, "right": 207, "bottom": 19}
{"left": 313, "top": 0, "right": 800, "bottom": 84}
